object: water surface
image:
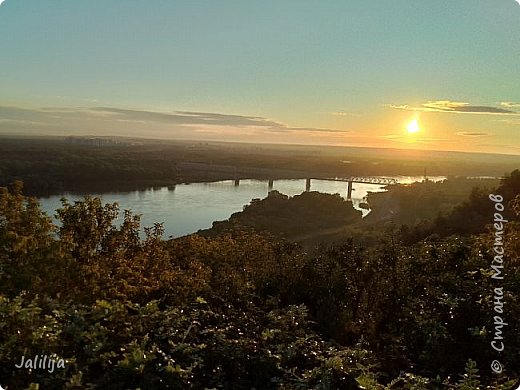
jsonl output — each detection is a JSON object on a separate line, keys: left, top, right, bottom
{"left": 39, "top": 177, "right": 443, "bottom": 238}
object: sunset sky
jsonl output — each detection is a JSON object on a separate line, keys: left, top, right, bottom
{"left": 0, "top": 1, "right": 519, "bottom": 154}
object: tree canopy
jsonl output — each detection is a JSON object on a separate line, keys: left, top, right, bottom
{"left": 0, "top": 178, "right": 519, "bottom": 389}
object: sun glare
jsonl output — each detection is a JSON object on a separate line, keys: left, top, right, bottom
{"left": 406, "top": 119, "right": 420, "bottom": 134}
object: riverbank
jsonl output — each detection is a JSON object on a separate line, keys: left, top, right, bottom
{"left": 1, "top": 136, "right": 517, "bottom": 197}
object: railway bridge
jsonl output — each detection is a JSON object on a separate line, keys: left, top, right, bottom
{"left": 307, "top": 177, "right": 399, "bottom": 200}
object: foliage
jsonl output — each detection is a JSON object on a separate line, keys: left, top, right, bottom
{"left": 456, "top": 359, "right": 481, "bottom": 390}
{"left": 400, "top": 170, "right": 520, "bottom": 243}
{"left": 0, "top": 176, "right": 519, "bottom": 389}
{"left": 202, "top": 190, "right": 362, "bottom": 240}
{"left": 0, "top": 295, "right": 381, "bottom": 389}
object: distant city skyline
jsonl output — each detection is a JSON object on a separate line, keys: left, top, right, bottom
{"left": 0, "top": 1, "right": 519, "bottom": 154}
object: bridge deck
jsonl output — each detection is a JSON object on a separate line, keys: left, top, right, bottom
{"left": 310, "top": 177, "right": 399, "bottom": 185}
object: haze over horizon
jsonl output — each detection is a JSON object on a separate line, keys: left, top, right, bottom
{"left": 1, "top": 1, "right": 519, "bottom": 155}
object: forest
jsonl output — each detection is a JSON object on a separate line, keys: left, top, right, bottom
{"left": 1, "top": 137, "right": 518, "bottom": 196}
{"left": 0, "top": 170, "right": 519, "bottom": 389}
{"left": 200, "top": 190, "right": 362, "bottom": 241}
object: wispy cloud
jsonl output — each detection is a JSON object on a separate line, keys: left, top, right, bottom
{"left": 90, "top": 107, "right": 284, "bottom": 127}
{"left": 0, "top": 118, "right": 44, "bottom": 126}
{"left": 494, "top": 118, "right": 520, "bottom": 125}
{"left": 380, "top": 134, "right": 450, "bottom": 143}
{"left": 387, "top": 100, "right": 518, "bottom": 115}
{"left": 89, "top": 107, "right": 352, "bottom": 134}
{"left": 328, "top": 111, "right": 361, "bottom": 117}
{"left": 0, "top": 105, "right": 353, "bottom": 139}
{"left": 456, "top": 131, "right": 493, "bottom": 137}
{"left": 500, "top": 102, "right": 520, "bottom": 108}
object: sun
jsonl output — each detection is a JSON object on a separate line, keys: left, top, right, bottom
{"left": 406, "top": 119, "right": 420, "bottom": 134}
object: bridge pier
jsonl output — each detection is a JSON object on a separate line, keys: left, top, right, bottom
{"left": 268, "top": 179, "right": 274, "bottom": 190}
{"left": 234, "top": 179, "right": 240, "bottom": 186}
{"left": 347, "top": 180, "right": 353, "bottom": 201}
{"left": 306, "top": 178, "right": 311, "bottom": 192}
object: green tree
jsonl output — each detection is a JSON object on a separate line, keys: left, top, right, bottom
{"left": 0, "top": 181, "right": 71, "bottom": 297}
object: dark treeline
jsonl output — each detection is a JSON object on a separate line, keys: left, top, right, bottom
{"left": 0, "top": 138, "right": 179, "bottom": 196}
{"left": 200, "top": 175, "right": 515, "bottom": 248}
{"left": 1, "top": 137, "right": 518, "bottom": 196}
{"left": 0, "top": 171, "right": 519, "bottom": 389}
{"left": 200, "top": 190, "right": 362, "bottom": 241}
{"left": 398, "top": 170, "right": 520, "bottom": 243}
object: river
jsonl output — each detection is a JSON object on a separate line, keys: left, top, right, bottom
{"left": 38, "top": 176, "right": 445, "bottom": 238}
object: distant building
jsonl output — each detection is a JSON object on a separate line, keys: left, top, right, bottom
{"left": 64, "top": 137, "right": 128, "bottom": 147}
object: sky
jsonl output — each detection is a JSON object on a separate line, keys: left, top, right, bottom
{"left": 0, "top": 0, "right": 519, "bottom": 154}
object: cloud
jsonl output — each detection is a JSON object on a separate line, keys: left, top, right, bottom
{"left": 380, "top": 134, "right": 449, "bottom": 143}
{"left": 269, "top": 126, "right": 352, "bottom": 134}
{"left": 90, "top": 107, "right": 282, "bottom": 127}
{"left": 0, "top": 106, "right": 58, "bottom": 122}
{"left": 0, "top": 105, "right": 353, "bottom": 138}
{"left": 0, "top": 119, "right": 44, "bottom": 126}
{"left": 88, "top": 107, "right": 352, "bottom": 134}
{"left": 501, "top": 102, "right": 520, "bottom": 108}
{"left": 456, "top": 131, "right": 493, "bottom": 137}
{"left": 494, "top": 118, "right": 520, "bottom": 125}
{"left": 387, "top": 100, "right": 518, "bottom": 115}
{"left": 328, "top": 111, "right": 361, "bottom": 117}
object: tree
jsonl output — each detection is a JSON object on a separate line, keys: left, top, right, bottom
{"left": 0, "top": 181, "right": 70, "bottom": 296}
